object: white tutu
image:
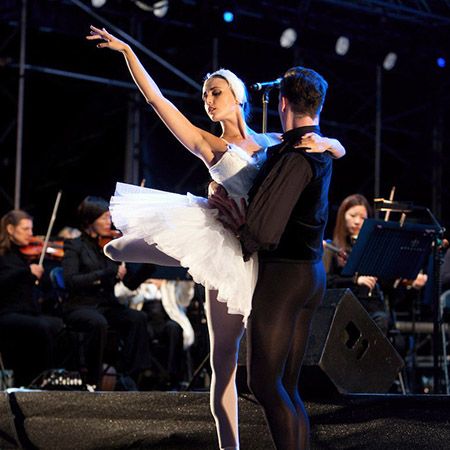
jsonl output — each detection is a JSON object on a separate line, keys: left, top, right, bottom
{"left": 109, "top": 182, "right": 258, "bottom": 322}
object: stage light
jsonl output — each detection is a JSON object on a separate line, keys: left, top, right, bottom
{"left": 437, "top": 57, "right": 446, "bottom": 68}
{"left": 91, "top": 0, "right": 107, "bottom": 7}
{"left": 223, "top": 11, "right": 234, "bottom": 23}
{"left": 134, "top": 0, "right": 169, "bottom": 17}
{"left": 383, "top": 52, "right": 397, "bottom": 71}
{"left": 152, "top": 0, "right": 169, "bottom": 18}
{"left": 280, "top": 28, "right": 297, "bottom": 49}
{"left": 335, "top": 36, "right": 350, "bottom": 56}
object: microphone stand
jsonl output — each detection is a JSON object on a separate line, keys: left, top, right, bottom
{"left": 261, "top": 89, "right": 271, "bottom": 133}
{"left": 261, "top": 86, "right": 276, "bottom": 133}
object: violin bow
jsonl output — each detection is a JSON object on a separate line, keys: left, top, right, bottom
{"left": 38, "top": 190, "right": 62, "bottom": 267}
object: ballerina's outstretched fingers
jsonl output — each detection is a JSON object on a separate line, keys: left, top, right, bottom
{"left": 86, "top": 25, "right": 128, "bottom": 52}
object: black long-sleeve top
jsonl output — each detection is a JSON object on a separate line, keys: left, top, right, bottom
{"left": 0, "top": 244, "right": 39, "bottom": 315}
{"left": 63, "top": 233, "right": 120, "bottom": 309}
{"left": 442, "top": 249, "right": 450, "bottom": 292}
{"left": 62, "top": 234, "right": 156, "bottom": 310}
{"left": 238, "top": 126, "right": 333, "bottom": 262}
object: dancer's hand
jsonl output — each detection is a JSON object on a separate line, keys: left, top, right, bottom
{"left": 209, "top": 194, "right": 247, "bottom": 237}
{"left": 207, "top": 181, "right": 228, "bottom": 198}
{"left": 296, "top": 133, "right": 330, "bottom": 153}
{"left": 86, "top": 25, "right": 129, "bottom": 53}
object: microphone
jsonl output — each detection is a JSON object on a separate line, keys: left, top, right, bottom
{"left": 250, "top": 78, "right": 282, "bottom": 91}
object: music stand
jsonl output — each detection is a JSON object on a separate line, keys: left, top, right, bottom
{"left": 342, "top": 219, "right": 436, "bottom": 280}
{"left": 342, "top": 218, "right": 446, "bottom": 392}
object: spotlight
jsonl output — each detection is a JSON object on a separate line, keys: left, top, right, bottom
{"left": 437, "top": 57, "right": 446, "bottom": 68}
{"left": 91, "top": 0, "right": 107, "bottom": 7}
{"left": 223, "top": 11, "right": 234, "bottom": 23}
{"left": 134, "top": 0, "right": 169, "bottom": 18}
{"left": 383, "top": 52, "right": 397, "bottom": 71}
{"left": 152, "top": 0, "right": 169, "bottom": 18}
{"left": 280, "top": 28, "right": 297, "bottom": 49}
{"left": 335, "top": 36, "right": 349, "bottom": 56}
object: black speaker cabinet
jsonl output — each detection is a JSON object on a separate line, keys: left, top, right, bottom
{"left": 300, "top": 288, "right": 404, "bottom": 396}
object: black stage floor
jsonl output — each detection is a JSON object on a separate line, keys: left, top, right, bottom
{"left": 1, "top": 390, "right": 450, "bottom": 449}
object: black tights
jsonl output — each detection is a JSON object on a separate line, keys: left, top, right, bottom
{"left": 247, "top": 260, "right": 325, "bottom": 450}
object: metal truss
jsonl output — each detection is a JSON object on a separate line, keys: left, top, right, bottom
{"left": 319, "top": 0, "right": 450, "bottom": 25}
{"left": 0, "top": 0, "right": 448, "bottom": 220}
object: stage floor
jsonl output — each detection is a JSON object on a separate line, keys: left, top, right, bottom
{"left": 1, "top": 390, "right": 450, "bottom": 449}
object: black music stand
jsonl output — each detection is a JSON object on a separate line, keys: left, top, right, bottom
{"left": 342, "top": 219, "right": 436, "bottom": 280}
{"left": 342, "top": 218, "right": 446, "bottom": 392}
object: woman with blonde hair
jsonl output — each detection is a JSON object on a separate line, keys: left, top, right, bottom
{"left": 0, "top": 210, "right": 63, "bottom": 386}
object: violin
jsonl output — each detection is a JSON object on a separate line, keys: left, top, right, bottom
{"left": 97, "top": 229, "right": 126, "bottom": 278}
{"left": 97, "top": 229, "right": 122, "bottom": 249}
{"left": 20, "top": 236, "right": 65, "bottom": 261}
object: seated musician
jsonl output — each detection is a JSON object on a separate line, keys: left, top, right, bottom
{"left": 62, "top": 196, "right": 152, "bottom": 389}
{"left": 0, "top": 210, "right": 63, "bottom": 387}
{"left": 323, "top": 194, "right": 390, "bottom": 334}
{"left": 442, "top": 248, "right": 450, "bottom": 293}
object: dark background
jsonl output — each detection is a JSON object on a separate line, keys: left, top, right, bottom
{"left": 1, "top": 0, "right": 449, "bottom": 237}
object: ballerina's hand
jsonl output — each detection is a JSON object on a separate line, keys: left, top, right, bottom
{"left": 296, "top": 132, "right": 330, "bottom": 153}
{"left": 86, "top": 25, "right": 129, "bottom": 52}
{"left": 207, "top": 181, "right": 228, "bottom": 198}
{"left": 209, "top": 193, "right": 247, "bottom": 236}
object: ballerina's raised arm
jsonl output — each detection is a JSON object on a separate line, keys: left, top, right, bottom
{"left": 87, "top": 25, "right": 229, "bottom": 166}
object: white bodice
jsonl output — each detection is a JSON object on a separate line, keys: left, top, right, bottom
{"left": 208, "top": 144, "right": 265, "bottom": 199}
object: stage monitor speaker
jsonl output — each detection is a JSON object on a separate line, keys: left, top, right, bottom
{"left": 300, "top": 288, "right": 404, "bottom": 397}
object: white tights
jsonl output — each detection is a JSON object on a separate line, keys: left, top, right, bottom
{"left": 205, "top": 289, "right": 245, "bottom": 450}
{"left": 104, "top": 235, "right": 180, "bottom": 266}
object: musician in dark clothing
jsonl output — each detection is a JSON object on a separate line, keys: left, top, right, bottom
{"left": 0, "top": 210, "right": 63, "bottom": 387}
{"left": 442, "top": 249, "right": 450, "bottom": 293}
{"left": 323, "top": 194, "right": 389, "bottom": 335}
{"left": 211, "top": 67, "right": 332, "bottom": 450}
{"left": 62, "top": 196, "right": 152, "bottom": 388}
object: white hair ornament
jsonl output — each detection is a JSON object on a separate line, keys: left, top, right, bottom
{"left": 203, "top": 69, "right": 247, "bottom": 106}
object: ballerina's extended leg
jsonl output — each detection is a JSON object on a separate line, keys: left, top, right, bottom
{"left": 104, "top": 235, "right": 180, "bottom": 266}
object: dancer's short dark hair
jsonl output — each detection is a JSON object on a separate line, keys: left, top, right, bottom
{"left": 280, "top": 66, "right": 328, "bottom": 118}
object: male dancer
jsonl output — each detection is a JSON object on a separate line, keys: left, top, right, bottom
{"left": 211, "top": 66, "right": 332, "bottom": 449}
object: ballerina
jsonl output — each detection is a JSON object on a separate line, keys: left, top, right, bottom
{"left": 87, "top": 25, "right": 345, "bottom": 450}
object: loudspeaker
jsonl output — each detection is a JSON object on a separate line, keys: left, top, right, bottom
{"left": 300, "top": 288, "right": 404, "bottom": 396}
